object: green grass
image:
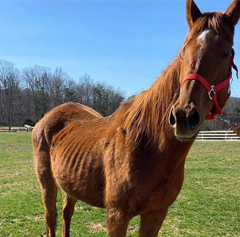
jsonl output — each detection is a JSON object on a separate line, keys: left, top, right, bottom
{"left": 1, "top": 133, "right": 240, "bottom": 236}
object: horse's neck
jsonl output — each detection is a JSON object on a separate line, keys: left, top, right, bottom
{"left": 108, "top": 58, "right": 193, "bottom": 169}
{"left": 122, "top": 58, "right": 182, "bottom": 149}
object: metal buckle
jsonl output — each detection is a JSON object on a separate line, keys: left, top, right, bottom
{"left": 208, "top": 85, "right": 216, "bottom": 100}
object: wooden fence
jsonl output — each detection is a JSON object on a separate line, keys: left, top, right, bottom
{"left": 0, "top": 126, "right": 28, "bottom": 132}
{"left": 196, "top": 130, "right": 240, "bottom": 141}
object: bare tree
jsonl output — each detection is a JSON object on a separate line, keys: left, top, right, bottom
{"left": 0, "top": 60, "right": 21, "bottom": 128}
{"left": 22, "top": 65, "right": 52, "bottom": 121}
{"left": 78, "top": 74, "right": 94, "bottom": 106}
{"left": 50, "top": 67, "right": 69, "bottom": 107}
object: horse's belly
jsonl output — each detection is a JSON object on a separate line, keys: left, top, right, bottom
{"left": 55, "top": 169, "right": 105, "bottom": 207}
{"left": 51, "top": 152, "right": 105, "bottom": 208}
{"left": 59, "top": 178, "right": 105, "bottom": 208}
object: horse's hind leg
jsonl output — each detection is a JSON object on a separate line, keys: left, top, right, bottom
{"left": 41, "top": 183, "right": 58, "bottom": 237}
{"left": 35, "top": 153, "right": 58, "bottom": 237}
{"left": 139, "top": 208, "right": 168, "bottom": 237}
{"left": 62, "top": 194, "right": 77, "bottom": 237}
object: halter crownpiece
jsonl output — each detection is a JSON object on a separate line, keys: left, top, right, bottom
{"left": 182, "top": 48, "right": 239, "bottom": 120}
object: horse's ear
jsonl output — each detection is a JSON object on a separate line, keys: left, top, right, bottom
{"left": 224, "top": 0, "right": 240, "bottom": 28}
{"left": 186, "top": 0, "right": 202, "bottom": 29}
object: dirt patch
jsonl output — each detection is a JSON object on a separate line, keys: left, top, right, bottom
{"left": 128, "top": 225, "right": 138, "bottom": 233}
{"left": 88, "top": 223, "right": 106, "bottom": 233}
{"left": 0, "top": 172, "right": 23, "bottom": 179}
{"left": 26, "top": 215, "right": 44, "bottom": 221}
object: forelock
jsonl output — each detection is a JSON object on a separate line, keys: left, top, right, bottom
{"left": 188, "top": 12, "right": 233, "bottom": 43}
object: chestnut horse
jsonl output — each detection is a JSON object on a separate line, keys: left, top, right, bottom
{"left": 32, "top": 0, "right": 240, "bottom": 236}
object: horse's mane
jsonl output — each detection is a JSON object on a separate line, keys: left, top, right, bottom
{"left": 122, "top": 58, "right": 181, "bottom": 149}
{"left": 119, "top": 12, "right": 233, "bottom": 149}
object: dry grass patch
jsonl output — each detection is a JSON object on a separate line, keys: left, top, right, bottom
{"left": 88, "top": 223, "right": 107, "bottom": 233}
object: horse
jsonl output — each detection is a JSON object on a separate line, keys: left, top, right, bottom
{"left": 24, "top": 124, "right": 34, "bottom": 132}
{"left": 32, "top": 0, "right": 240, "bottom": 236}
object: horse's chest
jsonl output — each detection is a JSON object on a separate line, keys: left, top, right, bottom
{"left": 155, "top": 173, "right": 183, "bottom": 206}
{"left": 138, "top": 168, "right": 185, "bottom": 214}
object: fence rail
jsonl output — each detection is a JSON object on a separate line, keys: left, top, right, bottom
{"left": 0, "top": 126, "right": 28, "bottom": 132}
{"left": 196, "top": 130, "right": 240, "bottom": 141}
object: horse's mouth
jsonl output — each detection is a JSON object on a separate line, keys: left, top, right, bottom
{"left": 174, "top": 126, "right": 201, "bottom": 142}
{"left": 176, "top": 134, "right": 197, "bottom": 142}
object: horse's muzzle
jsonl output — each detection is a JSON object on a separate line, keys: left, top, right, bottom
{"left": 169, "top": 106, "right": 201, "bottom": 140}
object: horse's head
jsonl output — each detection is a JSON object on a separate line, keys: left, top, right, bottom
{"left": 169, "top": 0, "right": 240, "bottom": 140}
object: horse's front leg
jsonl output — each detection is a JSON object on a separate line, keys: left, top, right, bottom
{"left": 107, "top": 208, "right": 132, "bottom": 237}
{"left": 139, "top": 208, "right": 169, "bottom": 237}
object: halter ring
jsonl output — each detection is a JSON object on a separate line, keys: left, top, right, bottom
{"left": 208, "top": 85, "right": 216, "bottom": 100}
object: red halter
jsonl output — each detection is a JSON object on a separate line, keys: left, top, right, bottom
{"left": 182, "top": 49, "right": 239, "bottom": 120}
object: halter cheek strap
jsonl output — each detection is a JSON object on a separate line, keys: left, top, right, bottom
{"left": 181, "top": 49, "right": 238, "bottom": 120}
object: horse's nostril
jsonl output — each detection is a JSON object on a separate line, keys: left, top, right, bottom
{"left": 169, "top": 108, "right": 176, "bottom": 126}
{"left": 188, "top": 109, "right": 200, "bottom": 128}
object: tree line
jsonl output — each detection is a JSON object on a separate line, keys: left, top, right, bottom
{"left": 1, "top": 58, "right": 240, "bottom": 130}
{"left": 0, "top": 59, "right": 125, "bottom": 127}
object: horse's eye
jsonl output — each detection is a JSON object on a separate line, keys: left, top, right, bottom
{"left": 223, "top": 53, "right": 229, "bottom": 59}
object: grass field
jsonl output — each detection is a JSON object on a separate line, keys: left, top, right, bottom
{"left": 1, "top": 132, "right": 240, "bottom": 237}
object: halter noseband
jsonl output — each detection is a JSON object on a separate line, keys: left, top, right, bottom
{"left": 182, "top": 49, "right": 239, "bottom": 120}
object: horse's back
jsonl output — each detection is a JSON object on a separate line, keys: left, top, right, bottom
{"left": 32, "top": 102, "right": 102, "bottom": 149}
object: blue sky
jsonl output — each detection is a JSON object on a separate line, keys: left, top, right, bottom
{"left": 0, "top": 0, "right": 240, "bottom": 98}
